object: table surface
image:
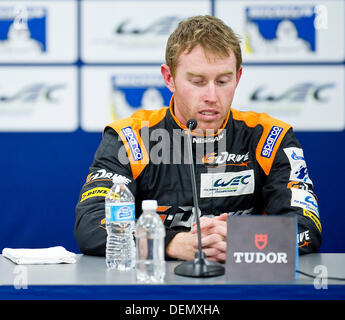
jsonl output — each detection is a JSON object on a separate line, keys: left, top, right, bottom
{"left": 1, "top": 253, "right": 344, "bottom": 299}
{"left": 1, "top": 253, "right": 345, "bottom": 285}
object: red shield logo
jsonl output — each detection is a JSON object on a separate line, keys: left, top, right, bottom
{"left": 255, "top": 234, "right": 268, "bottom": 250}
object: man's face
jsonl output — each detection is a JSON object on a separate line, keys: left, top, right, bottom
{"left": 161, "top": 45, "right": 242, "bottom": 132}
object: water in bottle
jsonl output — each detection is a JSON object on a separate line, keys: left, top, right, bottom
{"left": 105, "top": 175, "right": 136, "bottom": 271}
{"left": 135, "top": 200, "right": 166, "bottom": 282}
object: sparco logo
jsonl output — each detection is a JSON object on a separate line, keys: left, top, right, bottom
{"left": 121, "top": 126, "right": 143, "bottom": 161}
{"left": 233, "top": 233, "right": 288, "bottom": 264}
{"left": 261, "top": 126, "right": 283, "bottom": 158}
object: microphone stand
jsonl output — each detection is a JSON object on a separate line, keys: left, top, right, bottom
{"left": 174, "top": 120, "right": 225, "bottom": 277}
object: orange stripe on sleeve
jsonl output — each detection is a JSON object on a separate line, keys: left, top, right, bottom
{"left": 232, "top": 108, "right": 291, "bottom": 175}
{"left": 106, "top": 107, "right": 168, "bottom": 180}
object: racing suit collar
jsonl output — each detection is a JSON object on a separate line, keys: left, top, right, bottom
{"left": 168, "top": 95, "right": 231, "bottom": 137}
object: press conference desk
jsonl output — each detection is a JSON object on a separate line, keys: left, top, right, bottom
{"left": 0, "top": 254, "right": 344, "bottom": 300}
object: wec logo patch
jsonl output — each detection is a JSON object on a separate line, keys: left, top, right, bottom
{"left": 200, "top": 170, "right": 255, "bottom": 198}
{"left": 261, "top": 126, "right": 283, "bottom": 158}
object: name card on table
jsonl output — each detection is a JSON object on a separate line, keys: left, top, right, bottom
{"left": 226, "top": 216, "right": 297, "bottom": 282}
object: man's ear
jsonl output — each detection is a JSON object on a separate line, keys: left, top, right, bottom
{"left": 161, "top": 64, "right": 175, "bottom": 93}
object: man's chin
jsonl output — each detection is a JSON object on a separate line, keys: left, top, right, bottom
{"left": 197, "top": 121, "right": 223, "bottom": 134}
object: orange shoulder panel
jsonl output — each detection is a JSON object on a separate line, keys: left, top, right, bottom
{"left": 231, "top": 108, "right": 292, "bottom": 175}
{"left": 105, "top": 107, "right": 168, "bottom": 180}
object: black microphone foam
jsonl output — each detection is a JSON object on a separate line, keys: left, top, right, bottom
{"left": 186, "top": 118, "right": 197, "bottom": 130}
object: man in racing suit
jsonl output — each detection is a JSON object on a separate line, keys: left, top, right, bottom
{"left": 74, "top": 15, "right": 321, "bottom": 261}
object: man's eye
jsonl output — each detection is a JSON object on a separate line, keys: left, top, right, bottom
{"left": 191, "top": 80, "right": 204, "bottom": 85}
{"left": 217, "top": 79, "right": 229, "bottom": 85}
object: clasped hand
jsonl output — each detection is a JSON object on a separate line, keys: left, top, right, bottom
{"left": 166, "top": 213, "right": 228, "bottom": 262}
{"left": 191, "top": 213, "right": 227, "bottom": 263}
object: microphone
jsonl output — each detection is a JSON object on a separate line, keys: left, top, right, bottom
{"left": 186, "top": 118, "right": 197, "bottom": 131}
{"left": 174, "top": 119, "right": 225, "bottom": 277}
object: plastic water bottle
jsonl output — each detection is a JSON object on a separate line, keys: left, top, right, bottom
{"left": 105, "top": 176, "right": 136, "bottom": 271}
{"left": 135, "top": 200, "right": 166, "bottom": 282}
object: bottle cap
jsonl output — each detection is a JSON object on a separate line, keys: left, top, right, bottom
{"left": 142, "top": 200, "right": 158, "bottom": 211}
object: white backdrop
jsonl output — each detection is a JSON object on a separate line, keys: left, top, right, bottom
{"left": 0, "top": 0, "right": 344, "bottom": 132}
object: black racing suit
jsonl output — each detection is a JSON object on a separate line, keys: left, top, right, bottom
{"left": 75, "top": 98, "right": 322, "bottom": 257}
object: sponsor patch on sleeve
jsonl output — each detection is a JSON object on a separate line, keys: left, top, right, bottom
{"left": 260, "top": 126, "right": 283, "bottom": 158}
{"left": 303, "top": 209, "right": 322, "bottom": 232}
{"left": 284, "top": 147, "right": 313, "bottom": 185}
{"left": 80, "top": 187, "right": 109, "bottom": 202}
{"left": 291, "top": 188, "right": 319, "bottom": 217}
{"left": 121, "top": 126, "right": 143, "bottom": 161}
{"left": 287, "top": 181, "right": 311, "bottom": 191}
{"left": 85, "top": 169, "right": 131, "bottom": 185}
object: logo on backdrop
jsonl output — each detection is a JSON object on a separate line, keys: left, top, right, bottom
{"left": 245, "top": 5, "right": 316, "bottom": 55}
{"left": 0, "top": 5, "right": 46, "bottom": 55}
{"left": 110, "top": 73, "right": 171, "bottom": 120}
{"left": 0, "top": 82, "right": 66, "bottom": 113}
{"left": 250, "top": 82, "right": 335, "bottom": 104}
{"left": 112, "top": 16, "right": 183, "bottom": 48}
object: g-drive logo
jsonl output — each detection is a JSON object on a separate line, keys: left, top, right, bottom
{"left": 121, "top": 126, "right": 143, "bottom": 161}
{"left": 261, "top": 126, "right": 283, "bottom": 158}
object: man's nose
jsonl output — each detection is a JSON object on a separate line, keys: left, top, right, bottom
{"left": 203, "top": 83, "right": 217, "bottom": 103}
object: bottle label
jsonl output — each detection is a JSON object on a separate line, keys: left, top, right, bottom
{"left": 105, "top": 203, "right": 135, "bottom": 222}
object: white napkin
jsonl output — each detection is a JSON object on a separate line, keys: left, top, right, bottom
{"left": 2, "top": 246, "right": 76, "bottom": 265}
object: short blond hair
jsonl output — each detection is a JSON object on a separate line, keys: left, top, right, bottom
{"left": 165, "top": 15, "right": 242, "bottom": 77}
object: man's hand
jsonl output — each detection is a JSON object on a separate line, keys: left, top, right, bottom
{"left": 165, "top": 213, "right": 228, "bottom": 262}
{"left": 165, "top": 231, "right": 197, "bottom": 261}
{"left": 191, "top": 213, "right": 228, "bottom": 263}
